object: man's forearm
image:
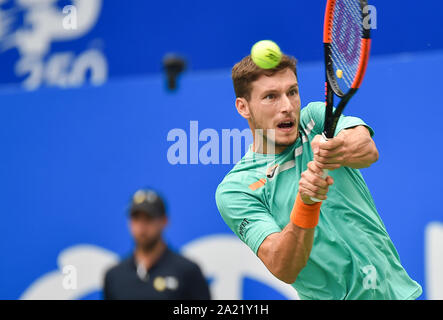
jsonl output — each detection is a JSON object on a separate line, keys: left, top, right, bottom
{"left": 258, "top": 162, "right": 329, "bottom": 284}
{"left": 260, "top": 222, "right": 315, "bottom": 284}
{"left": 273, "top": 223, "right": 315, "bottom": 282}
{"left": 338, "top": 126, "right": 379, "bottom": 169}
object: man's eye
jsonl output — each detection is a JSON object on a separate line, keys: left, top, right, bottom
{"left": 265, "top": 94, "right": 275, "bottom": 100}
{"left": 289, "top": 89, "right": 298, "bottom": 96}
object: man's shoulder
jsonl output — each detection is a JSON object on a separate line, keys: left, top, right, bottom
{"left": 104, "top": 255, "right": 133, "bottom": 279}
{"left": 300, "top": 101, "right": 325, "bottom": 123}
{"left": 301, "top": 101, "right": 325, "bottom": 114}
{"left": 216, "top": 161, "right": 265, "bottom": 205}
{"left": 298, "top": 101, "right": 327, "bottom": 137}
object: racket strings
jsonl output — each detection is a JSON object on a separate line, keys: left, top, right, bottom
{"left": 331, "top": 0, "right": 363, "bottom": 89}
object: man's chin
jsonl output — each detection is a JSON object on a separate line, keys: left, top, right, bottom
{"left": 136, "top": 237, "right": 161, "bottom": 252}
{"left": 275, "top": 139, "right": 296, "bottom": 148}
{"left": 257, "top": 128, "right": 299, "bottom": 152}
{"left": 275, "top": 133, "right": 298, "bottom": 147}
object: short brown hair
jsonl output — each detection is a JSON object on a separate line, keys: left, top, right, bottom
{"left": 232, "top": 54, "right": 298, "bottom": 101}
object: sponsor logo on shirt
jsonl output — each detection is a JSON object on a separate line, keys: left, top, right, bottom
{"left": 239, "top": 218, "right": 250, "bottom": 238}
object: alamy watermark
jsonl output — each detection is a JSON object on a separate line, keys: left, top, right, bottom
{"left": 362, "top": 265, "right": 378, "bottom": 290}
{"left": 62, "top": 5, "right": 77, "bottom": 30}
{"left": 166, "top": 121, "right": 281, "bottom": 166}
{"left": 167, "top": 121, "right": 252, "bottom": 165}
{"left": 363, "top": 5, "right": 377, "bottom": 30}
{"left": 62, "top": 265, "right": 77, "bottom": 290}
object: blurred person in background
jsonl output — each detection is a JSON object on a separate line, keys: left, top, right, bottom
{"left": 103, "top": 188, "right": 211, "bottom": 300}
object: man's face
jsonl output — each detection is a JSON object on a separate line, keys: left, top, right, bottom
{"left": 241, "top": 68, "right": 301, "bottom": 152}
{"left": 129, "top": 213, "right": 167, "bottom": 252}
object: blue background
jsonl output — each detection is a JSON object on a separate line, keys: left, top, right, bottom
{"left": 0, "top": 0, "right": 442, "bottom": 299}
{"left": 0, "top": 0, "right": 442, "bottom": 84}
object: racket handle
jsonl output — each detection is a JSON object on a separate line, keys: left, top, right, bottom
{"left": 310, "top": 133, "right": 329, "bottom": 203}
{"left": 310, "top": 169, "right": 329, "bottom": 202}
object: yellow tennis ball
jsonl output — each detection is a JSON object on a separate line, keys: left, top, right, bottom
{"left": 336, "top": 69, "right": 343, "bottom": 79}
{"left": 251, "top": 40, "right": 282, "bottom": 69}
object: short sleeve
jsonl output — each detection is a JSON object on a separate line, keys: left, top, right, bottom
{"left": 335, "top": 114, "right": 374, "bottom": 137}
{"left": 216, "top": 183, "right": 282, "bottom": 255}
{"left": 301, "top": 101, "right": 374, "bottom": 137}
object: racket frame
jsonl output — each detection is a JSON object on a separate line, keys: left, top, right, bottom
{"left": 322, "top": 0, "right": 371, "bottom": 139}
{"left": 310, "top": 0, "right": 372, "bottom": 202}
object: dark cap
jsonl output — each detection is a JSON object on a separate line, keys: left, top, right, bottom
{"left": 129, "top": 189, "right": 166, "bottom": 218}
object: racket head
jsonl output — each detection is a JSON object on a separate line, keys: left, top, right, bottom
{"left": 323, "top": 0, "right": 371, "bottom": 97}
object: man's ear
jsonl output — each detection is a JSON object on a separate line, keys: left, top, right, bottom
{"left": 235, "top": 97, "right": 251, "bottom": 120}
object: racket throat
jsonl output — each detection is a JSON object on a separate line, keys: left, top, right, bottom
{"left": 324, "top": 87, "right": 358, "bottom": 138}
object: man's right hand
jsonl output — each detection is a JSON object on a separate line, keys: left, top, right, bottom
{"left": 299, "top": 161, "right": 334, "bottom": 204}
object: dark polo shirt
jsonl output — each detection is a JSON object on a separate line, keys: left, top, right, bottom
{"left": 104, "top": 247, "right": 210, "bottom": 300}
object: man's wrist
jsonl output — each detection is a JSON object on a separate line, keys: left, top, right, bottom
{"left": 290, "top": 193, "right": 322, "bottom": 229}
{"left": 300, "top": 194, "right": 316, "bottom": 205}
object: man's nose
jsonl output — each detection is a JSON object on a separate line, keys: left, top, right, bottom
{"left": 279, "top": 94, "right": 292, "bottom": 113}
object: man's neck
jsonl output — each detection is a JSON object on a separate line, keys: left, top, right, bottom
{"left": 252, "top": 136, "right": 289, "bottom": 154}
{"left": 135, "top": 240, "right": 166, "bottom": 270}
{"left": 251, "top": 128, "right": 299, "bottom": 154}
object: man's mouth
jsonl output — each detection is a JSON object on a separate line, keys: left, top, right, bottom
{"left": 277, "top": 121, "right": 295, "bottom": 131}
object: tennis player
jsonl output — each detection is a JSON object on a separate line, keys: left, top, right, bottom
{"left": 215, "top": 54, "right": 422, "bottom": 300}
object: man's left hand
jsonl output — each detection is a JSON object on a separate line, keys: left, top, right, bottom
{"left": 311, "top": 134, "right": 346, "bottom": 170}
{"left": 311, "top": 126, "right": 379, "bottom": 170}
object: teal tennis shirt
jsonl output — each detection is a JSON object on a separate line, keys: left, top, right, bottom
{"left": 216, "top": 102, "right": 422, "bottom": 300}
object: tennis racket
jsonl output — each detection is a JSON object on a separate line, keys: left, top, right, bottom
{"left": 311, "top": 0, "right": 372, "bottom": 202}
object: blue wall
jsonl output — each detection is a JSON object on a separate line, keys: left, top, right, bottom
{"left": 0, "top": 0, "right": 442, "bottom": 86}
{"left": 1, "top": 49, "right": 442, "bottom": 299}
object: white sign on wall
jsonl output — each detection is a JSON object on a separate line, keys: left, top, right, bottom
{"left": 0, "top": 0, "right": 107, "bottom": 90}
